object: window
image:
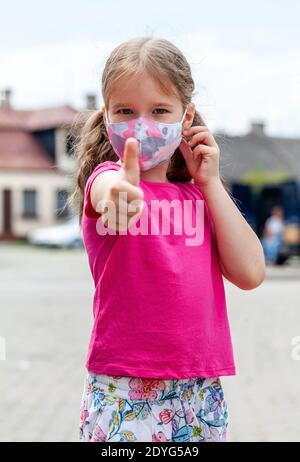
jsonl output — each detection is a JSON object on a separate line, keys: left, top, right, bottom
{"left": 23, "top": 190, "right": 37, "bottom": 218}
{"left": 65, "top": 133, "right": 75, "bottom": 157}
{"left": 56, "top": 189, "right": 69, "bottom": 217}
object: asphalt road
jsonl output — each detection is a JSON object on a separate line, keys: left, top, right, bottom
{"left": 0, "top": 243, "right": 299, "bottom": 442}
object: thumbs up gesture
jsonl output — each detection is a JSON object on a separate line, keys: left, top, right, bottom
{"left": 103, "top": 138, "right": 144, "bottom": 232}
{"left": 121, "top": 138, "right": 141, "bottom": 187}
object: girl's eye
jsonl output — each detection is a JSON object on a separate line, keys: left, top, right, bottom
{"left": 153, "top": 108, "right": 168, "bottom": 114}
{"left": 117, "top": 109, "right": 133, "bottom": 115}
{"left": 117, "top": 108, "right": 169, "bottom": 115}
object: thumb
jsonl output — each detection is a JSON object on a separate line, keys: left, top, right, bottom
{"left": 122, "top": 137, "right": 140, "bottom": 186}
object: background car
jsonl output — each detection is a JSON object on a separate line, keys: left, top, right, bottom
{"left": 26, "top": 216, "right": 83, "bottom": 248}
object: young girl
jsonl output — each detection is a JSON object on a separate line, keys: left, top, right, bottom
{"left": 70, "top": 37, "right": 266, "bottom": 443}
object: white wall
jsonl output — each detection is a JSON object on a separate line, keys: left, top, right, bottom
{"left": 0, "top": 170, "right": 75, "bottom": 238}
{"left": 55, "top": 127, "right": 80, "bottom": 173}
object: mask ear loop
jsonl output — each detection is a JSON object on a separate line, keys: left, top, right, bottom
{"left": 180, "top": 108, "right": 188, "bottom": 125}
{"left": 181, "top": 107, "right": 193, "bottom": 145}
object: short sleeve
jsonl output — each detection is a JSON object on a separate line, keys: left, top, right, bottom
{"left": 83, "top": 161, "right": 122, "bottom": 218}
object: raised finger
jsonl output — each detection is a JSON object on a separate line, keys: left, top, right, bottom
{"left": 122, "top": 138, "right": 140, "bottom": 186}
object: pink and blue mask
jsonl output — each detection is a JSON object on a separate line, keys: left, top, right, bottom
{"left": 104, "top": 108, "right": 187, "bottom": 171}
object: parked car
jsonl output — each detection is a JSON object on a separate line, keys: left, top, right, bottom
{"left": 26, "top": 216, "right": 83, "bottom": 248}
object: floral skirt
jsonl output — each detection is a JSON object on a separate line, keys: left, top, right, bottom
{"left": 79, "top": 371, "right": 229, "bottom": 443}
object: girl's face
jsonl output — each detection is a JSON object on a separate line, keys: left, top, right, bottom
{"left": 103, "top": 72, "right": 195, "bottom": 129}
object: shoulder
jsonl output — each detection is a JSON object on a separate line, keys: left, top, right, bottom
{"left": 89, "top": 160, "right": 121, "bottom": 180}
{"left": 265, "top": 216, "right": 274, "bottom": 226}
{"left": 83, "top": 161, "right": 121, "bottom": 218}
{"left": 85, "top": 161, "right": 121, "bottom": 193}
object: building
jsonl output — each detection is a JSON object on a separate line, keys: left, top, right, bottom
{"left": 0, "top": 89, "right": 95, "bottom": 240}
{"left": 216, "top": 121, "right": 300, "bottom": 183}
{"left": 1, "top": 88, "right": 299, "bottom": 240}
{"left": 216, "top": 121, "right": 300, "bottom": 237}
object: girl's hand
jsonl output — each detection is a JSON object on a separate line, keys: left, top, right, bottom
{"left": 102, "top": 138, "right": 144, "bottom": 231}
{"left": 179, "top": 125, "right": 221, "bottom": 188}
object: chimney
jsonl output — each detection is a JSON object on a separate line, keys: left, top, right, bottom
{"left": 0, "top": 88, "right": 12, "bottom": 109}
{"left": 85, "top": 93, "right": 97, "bottom": 110}
{"left": 249, "top": 120, "right": 266, "bottom": 136}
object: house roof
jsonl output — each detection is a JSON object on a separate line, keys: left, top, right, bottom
{"left": 216, "top": 131, "right": 300, "bottom": 182}
{"left": 0, "top": 105, "right": 90, "bottom": 131}
{"left": 0, "top": 130, "right": 56, "bottom": 170}
{"left": 1, "top": 106, "right": 299, "bottom": 178}
{"left": 0, "top": 105, "right": 93, "bottom": 171}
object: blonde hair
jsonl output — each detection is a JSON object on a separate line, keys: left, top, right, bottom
{"left": 68, "top": 37, "right": 209, "bottom": 224}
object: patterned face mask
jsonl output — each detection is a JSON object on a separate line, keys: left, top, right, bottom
{"left": 104, "top": 108, "right": 187, "bottom": 171}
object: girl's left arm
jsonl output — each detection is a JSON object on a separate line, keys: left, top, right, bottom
{"left": 200, "top": 178, "right": 266, "bottom": 290}
{"left": 179, "top": 125, "right": 266, "bottom": 290}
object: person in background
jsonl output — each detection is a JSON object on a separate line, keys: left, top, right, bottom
{"left": 261, "top": 206, "right": 285, "bottom": 265}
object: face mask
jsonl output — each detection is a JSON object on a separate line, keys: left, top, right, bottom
{"left": 104, "top": 108, "right": 187, "bottom": 171}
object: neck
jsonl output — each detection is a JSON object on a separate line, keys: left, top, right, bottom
{"left": 116, "top": 159, "right": 170, "bottom": 182}
{"left": 140, "top": 162, "right": 169, "bottom": 182}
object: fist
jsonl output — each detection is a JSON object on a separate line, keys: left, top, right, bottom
{"left": 102, "top": 138, "right": 145, "bottom": 232}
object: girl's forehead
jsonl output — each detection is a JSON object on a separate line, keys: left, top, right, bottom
{"left": 108, "top": 72, "right": 180, "bottom": 106}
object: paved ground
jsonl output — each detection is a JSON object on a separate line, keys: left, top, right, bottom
{"left": 0, "top": 242, "right": 300, "bottom": 442}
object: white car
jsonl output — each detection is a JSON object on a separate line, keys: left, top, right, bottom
{"left": 26, "top": 216, "right": 83, "bottom": 248}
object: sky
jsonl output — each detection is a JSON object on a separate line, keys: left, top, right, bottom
{"left": 0, "top": 0, "right": 299, "bottom": 138}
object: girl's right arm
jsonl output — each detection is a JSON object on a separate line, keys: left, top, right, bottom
{"left": 90, "top": 138, "right": 144, "bottom": 231}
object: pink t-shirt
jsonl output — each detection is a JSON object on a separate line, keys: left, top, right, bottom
{"left": 81, "top": 160, "right": 236, "bottom": 379}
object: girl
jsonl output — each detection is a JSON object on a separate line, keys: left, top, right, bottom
{"left": 69, "top": 37, "right": 266, "bottom": 443}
